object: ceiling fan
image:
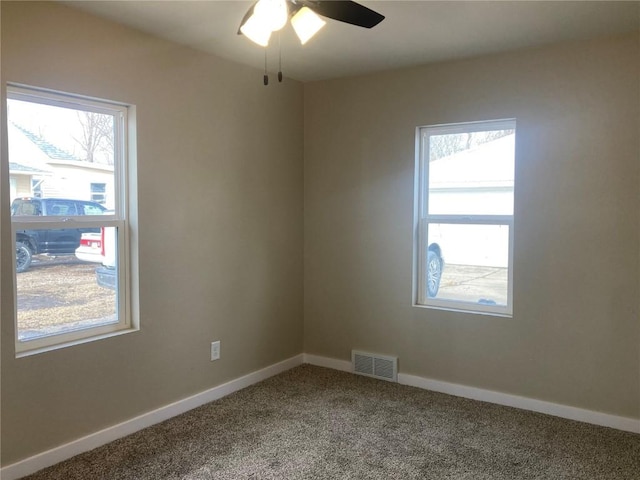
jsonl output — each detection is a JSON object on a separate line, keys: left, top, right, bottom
{"left": 238, "top": 0, "right": 384, "bottom": 84}
{"left": 238, "top": 0, "right": 385, "bottom": 47}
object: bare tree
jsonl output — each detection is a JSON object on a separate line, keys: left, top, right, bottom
{"left": 74, "top": 112, "right": 114, "bottom": 164}
{"left": 429, "top": 129, "right": 513, "bottom": 162}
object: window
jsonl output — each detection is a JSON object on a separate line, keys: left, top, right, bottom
{"left": 91, "top": 182, "right": 107, "bottom": 204}
{"left": 7, "top": 84, "right": 138, "bottom": 354}
{"left": 82, "top": 202, "right": 106, "bottom": 215}
{"left": 32, "top": 179, "right": 43, "bottom": 197}
{"left": 48, "top": 199, "right": 78, "bottom": 216}
{"left": 414, "top": 119, "right": 515, "bottom": 316}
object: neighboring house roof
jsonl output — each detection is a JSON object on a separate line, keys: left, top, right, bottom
{"left": 8, "top": 122, "right": 115, "bottom": 207}
{"left": 11, "top": 123, "right": 79, "bottom": 161}
{"left": 9, "top": 122, "right": 114, "bottom": 175}
{"left": 8, "top": 122, "right": 54, "bottom": 171}
{"left": 9, "top": 161, "right": 51, "bottom": 175}
{"left": 46, "top": 159, "right": 114, "bottom": 173}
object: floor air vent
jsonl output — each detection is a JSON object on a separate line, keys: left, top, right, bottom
{"left": 352, "top": 350, "right": 398, "bottom": 382}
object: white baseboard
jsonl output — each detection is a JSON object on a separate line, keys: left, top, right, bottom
{"left": 1, "top": 354, "right": 304, "bottom": 480}
{"left": 304, "top": 354, "right": 640, "bottom": 435}
{"left": 303, "top": 353, "right": 351, "bottom": 372}
{"left": 398, "top": 372, "right": 640, "bottom": 434}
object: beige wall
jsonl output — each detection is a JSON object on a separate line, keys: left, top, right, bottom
{"left": 1, "top": 1, "right": 303, "bottom": 465}
{"left": 304, "top": 34, "right": 640, "bottom": 419}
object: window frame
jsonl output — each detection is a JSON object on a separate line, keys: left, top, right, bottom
{"left": 8, "top": 84, "right": 138, "bottom": 355}
{"left": 413, "top": 119, "right": 516, "bottom": 316}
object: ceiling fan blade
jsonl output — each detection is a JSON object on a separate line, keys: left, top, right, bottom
{"left": 306, "top": 1, "right": 384, "bottom": 28}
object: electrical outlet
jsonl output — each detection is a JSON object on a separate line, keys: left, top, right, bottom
{"left": 211, "top": 341, "right": 220, "bottom": 361}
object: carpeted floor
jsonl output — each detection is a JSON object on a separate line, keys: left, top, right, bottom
{"left": 22, "top": 365, "right": 640, "bottom": 479}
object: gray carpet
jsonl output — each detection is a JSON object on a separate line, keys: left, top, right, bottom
{"left": 22, "top": 365, "right": 640, "bottom": 479}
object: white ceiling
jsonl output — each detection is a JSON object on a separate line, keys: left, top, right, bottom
{"left": 63, "top": 1, "right": 639, "bottom": 82}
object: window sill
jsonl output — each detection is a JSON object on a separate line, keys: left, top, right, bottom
{"left": 412, "top": 302, "right": 513, "bottom": 318}
{"left": 16, "top": 326, "right": 140, "bottom": 358}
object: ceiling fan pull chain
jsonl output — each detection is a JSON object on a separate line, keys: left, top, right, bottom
{"left": 264, "top": 48, "right": 269, "bottom": 86}
{"left": 278, "top": 32, "right": 283, "bottom": 83}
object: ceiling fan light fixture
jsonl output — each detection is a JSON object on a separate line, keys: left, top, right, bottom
{"left": 291, "top": 6, "right": 326, "bottom": 45}
{"left": 254, "top": 0, "right": 289, "bottom": 32}
{"left": 240, "top": 14, "right": 272, "bottom": 47}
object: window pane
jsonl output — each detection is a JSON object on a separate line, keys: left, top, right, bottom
{"left": 16, "top": 228, "right": 118, "bottom": 342}
{"left": 83, "top": 203, "right": 105, "bottom": 215}
{"left": 428, "top": 130, "right": 515, "bottom": 215}
{"left": 48, "top": 200, "right": 77, "bottom": 216}
{"left": 7, "top": 98, "right": 116, "bottom": 209}
{"left": 428, "top": 223, "right": 509, "bottom": 306}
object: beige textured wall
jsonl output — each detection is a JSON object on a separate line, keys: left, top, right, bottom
{"left": 304, "top": 34, "right": 640, "bottom": 419}
{"left": 1, "top": 1, "right": 303, "bottom": 465}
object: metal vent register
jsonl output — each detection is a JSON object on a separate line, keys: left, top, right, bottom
{"left": 352, "top": 350, "right": 398, "bottom": 382}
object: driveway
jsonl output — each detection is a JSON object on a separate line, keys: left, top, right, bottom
{"left": 16, "top": 255, "right": 116, "bottom": 341}
{"left": 437, "top": 264, "right": 508, "bottom": 305}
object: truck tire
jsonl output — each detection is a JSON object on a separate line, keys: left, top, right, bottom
{"left": 16, "top": 241, "right": 32, "bottom": 273}
{"left": 427, "top": 249, "right": 442, "bottom": 298}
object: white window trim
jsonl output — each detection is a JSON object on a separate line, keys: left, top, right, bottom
{"left": 8, "top": 84, "right": 138, "bottom": 355}
{"left": 413, "top": 119, "right": 516, "bottom": 316}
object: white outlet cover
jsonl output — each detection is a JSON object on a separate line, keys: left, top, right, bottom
{"left": 211, "top": 341, "right": 220, "bottom": 361}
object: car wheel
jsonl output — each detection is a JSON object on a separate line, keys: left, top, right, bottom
{"left": 427, "top": 250, "right": 442, "bottom": 298}
{"left": 16, "top": 242, "right": 32, "bottom": 273}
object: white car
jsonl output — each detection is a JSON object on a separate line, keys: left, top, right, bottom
{"left": 75, "top": 227, "right": 117, "bottom": 289}
{"left": 96, "top": 226, "right": 116, "bottom": 289}
{"left": 75, "top": 232, "right": 105, "bottom": 263}
{"left": 74, "top": 210, "right": 116, "bottom": 277}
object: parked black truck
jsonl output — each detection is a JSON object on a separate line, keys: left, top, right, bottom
{"left": 12, "top": 197, "right": 107, "bottom": 272}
